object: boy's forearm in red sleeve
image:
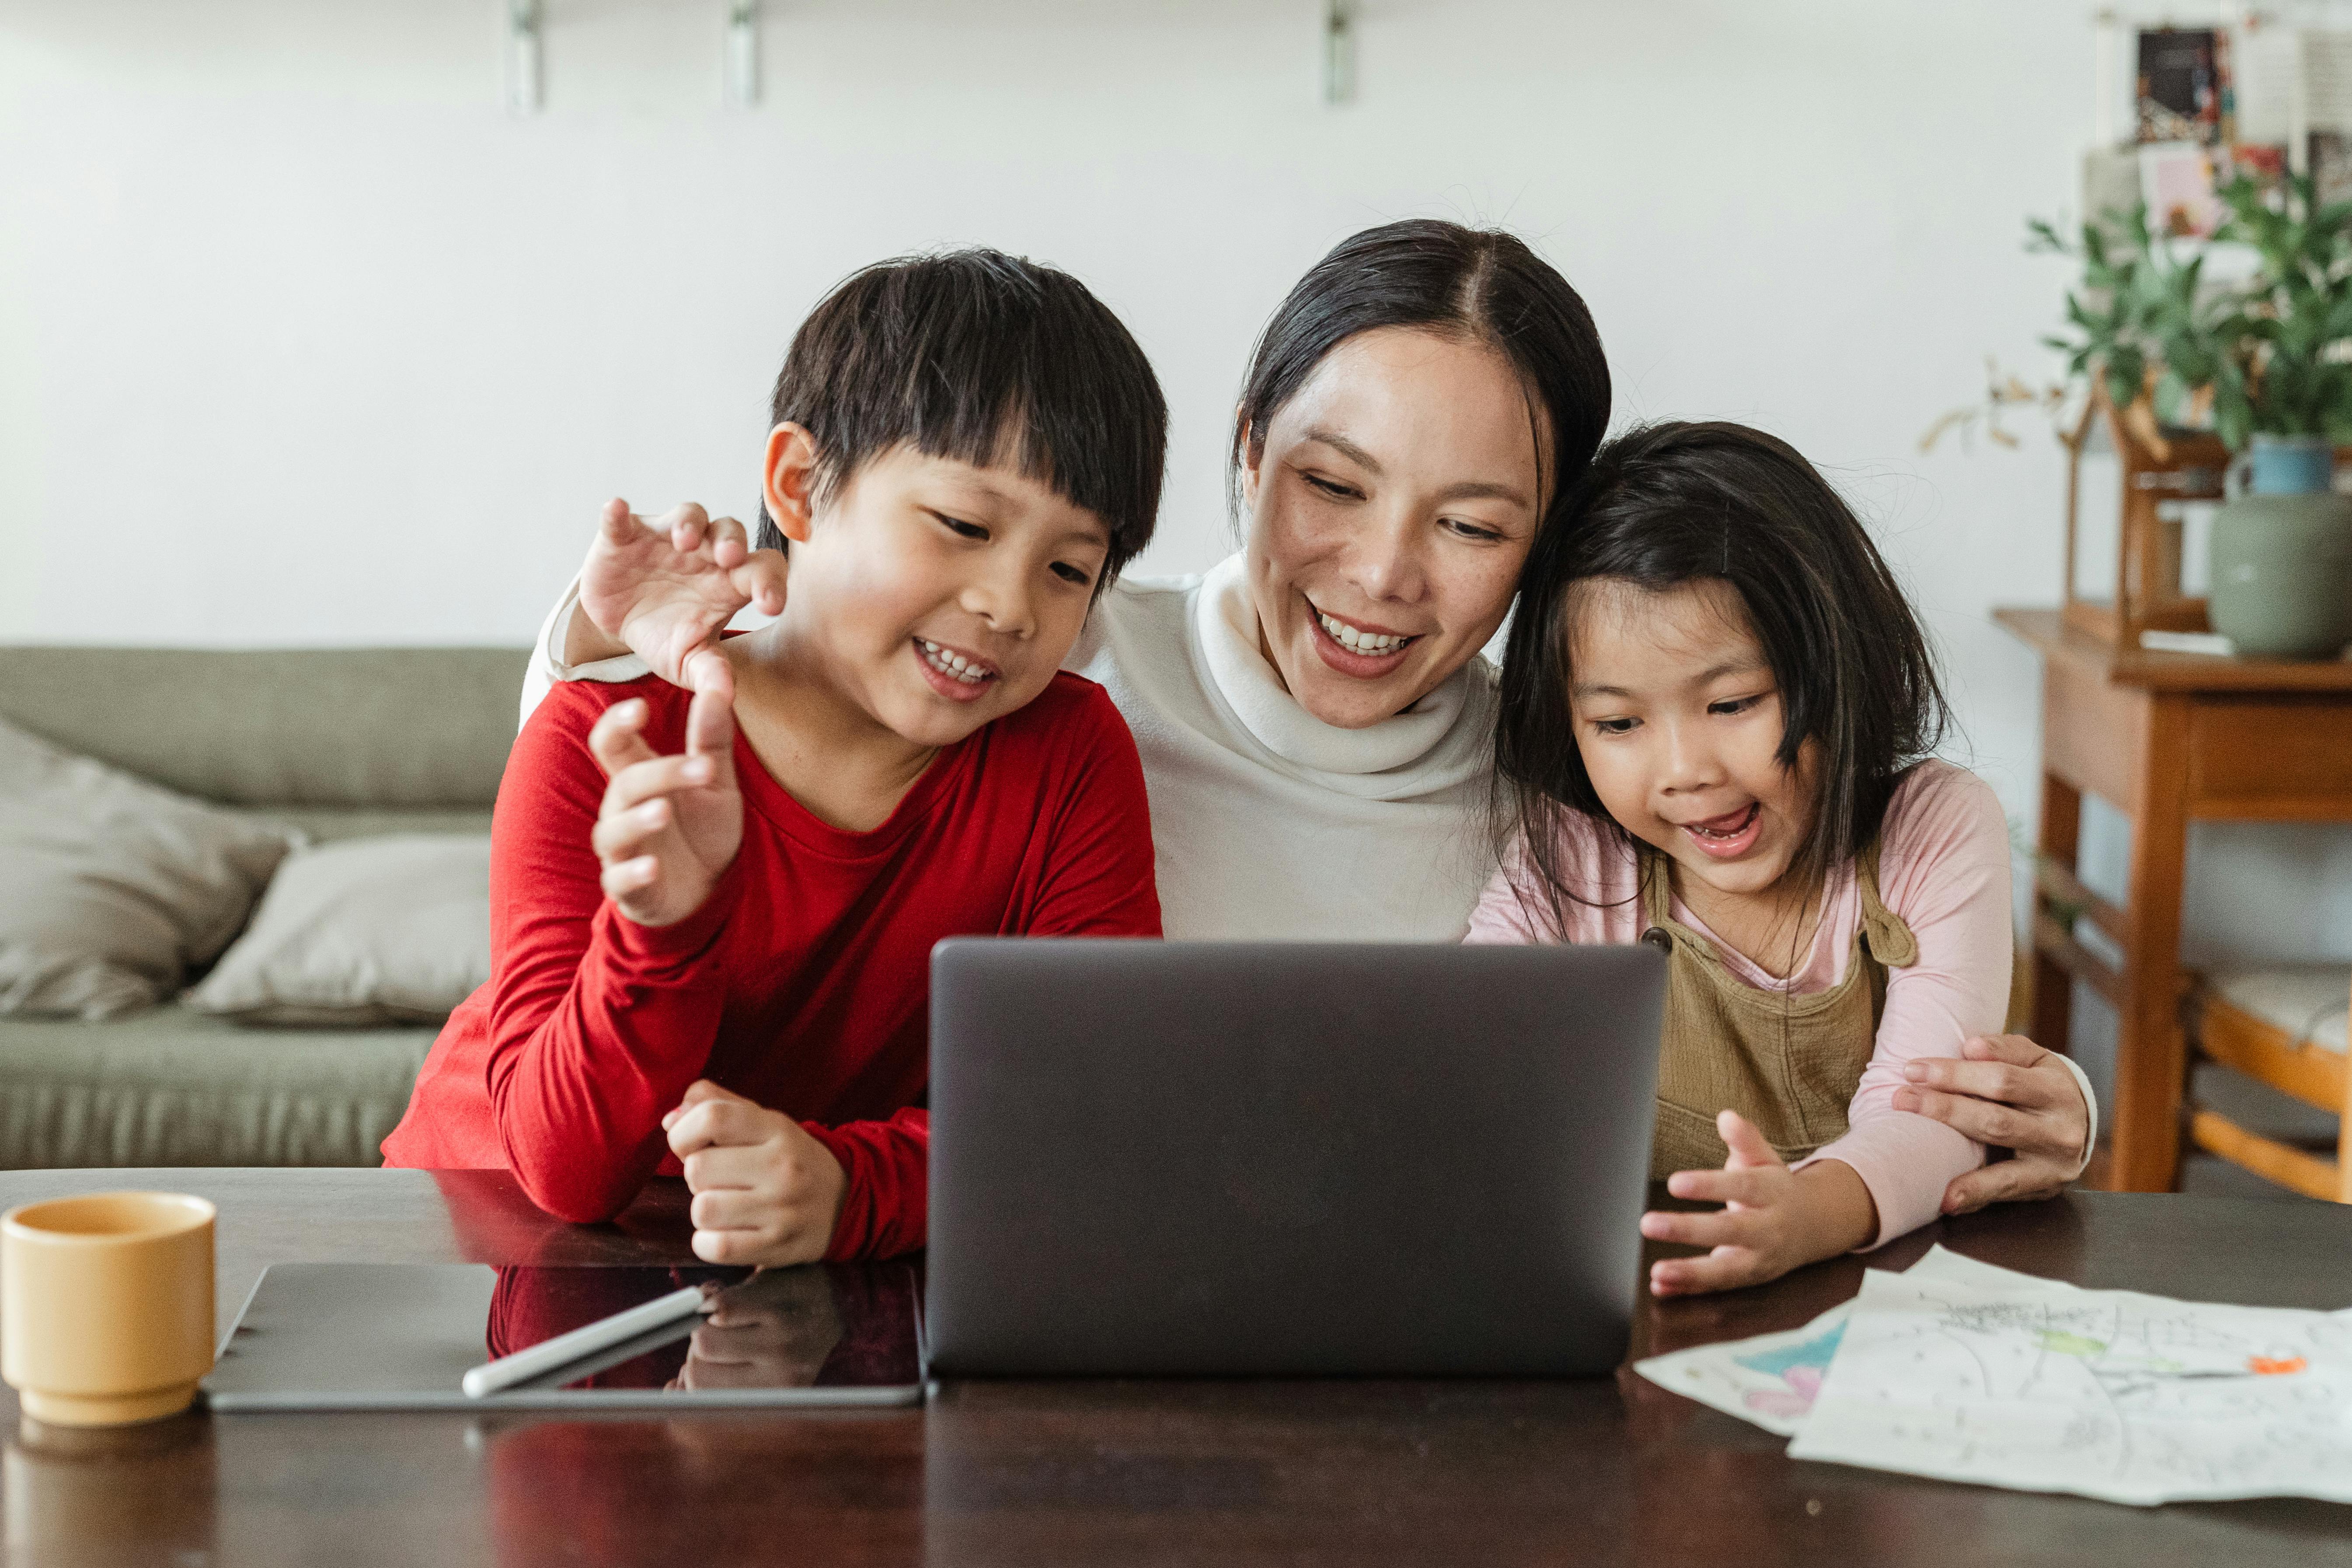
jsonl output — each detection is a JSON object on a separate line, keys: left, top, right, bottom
{"left": 487, "top": 863, "right": 746, "bottom": 1222}
{"left": 806, "top": 1108, "right": 930, "bottom": 1260}
{"left": 477, "top": 694, "right": 748, "bottom": 1223}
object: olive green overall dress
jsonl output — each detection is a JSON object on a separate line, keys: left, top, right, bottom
{"left": 1639, "top": 840, "right": 1918, "bottom": 1179}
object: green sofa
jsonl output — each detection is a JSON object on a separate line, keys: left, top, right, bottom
{"left": 0, "top": 647, "right": 527, "bottom": 1168}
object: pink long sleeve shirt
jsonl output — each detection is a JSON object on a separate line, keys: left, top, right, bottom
{"left": 1465, "top": 760, "right": 2011, "bottom": 1248}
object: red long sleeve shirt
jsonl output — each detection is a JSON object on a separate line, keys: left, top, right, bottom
{"left": 380, "top": 669, "right": 1161, "bottom": 1256}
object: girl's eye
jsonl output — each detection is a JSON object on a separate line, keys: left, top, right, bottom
{"left": 1050, "top": 562, "right": 1094, "bottom": 587}
{"left": 933, "top": 512, "right": 988, "bottom": 540}
{"left": 1591, "top": 717, "right": 1638, "bottom": 736}
{"left": 1708, "top": 694, "right": 1765, "bottom": 717}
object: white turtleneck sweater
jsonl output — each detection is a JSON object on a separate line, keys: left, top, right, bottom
{"left": 522, "top": 552, "right": 1502, "bottom": 941}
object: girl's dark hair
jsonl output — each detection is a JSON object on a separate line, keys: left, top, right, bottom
{"left": 1493, "top": 421, "right": 1951, "bottom": 934}
{"left": 1230, "top": 219, "right": 1610, "bottom": 523}
{"left": 753, "top": 248, "right": 1166, "bottom": 584}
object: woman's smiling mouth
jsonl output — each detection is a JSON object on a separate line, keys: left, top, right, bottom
{"left": 1306, "top": 597, "right": 1422, "bottom": 676}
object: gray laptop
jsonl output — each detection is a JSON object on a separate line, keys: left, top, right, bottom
{"left": 925, "top": 939, "right": 1666, "bottom": 1378}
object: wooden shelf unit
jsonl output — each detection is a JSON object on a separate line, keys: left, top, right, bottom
{"left": 1997, "top": 607, "right": 2352, "bottom": 1192}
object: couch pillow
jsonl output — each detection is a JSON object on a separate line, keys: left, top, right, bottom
{"left": 0, "top": 714, "right": 300, "bottom": 1019}
{"left": 185, "top": 835, "right": 491, "bottom": 1026}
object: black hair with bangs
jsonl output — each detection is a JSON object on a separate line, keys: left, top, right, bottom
{"left": 1492, "top": 420, "right": 1950, "bottom": 935}
{"left": 1229, "top": 219, "right": 1610, "bottom": 527}
{"left": 752, "top": 247, "right": 1167, "bottom": 584}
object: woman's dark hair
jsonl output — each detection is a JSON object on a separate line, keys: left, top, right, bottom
{"left": 753, "top": 247, "right": 1166, "bottom": 584}
{"left": 1230, "top": 219, "right": 1611, "bottom": 524}
{"left": 1493, "top": 421, "right": 1951, "bottom": 934}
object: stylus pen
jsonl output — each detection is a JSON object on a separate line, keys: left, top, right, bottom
{"left": 460, "top": 1284, "right": 711, "bottom": 1399}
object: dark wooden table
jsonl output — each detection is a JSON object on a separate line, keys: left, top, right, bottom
{"left": 1993, "top": 606, "right": 2352, "bottom": 1194}
{"left": 7, "top": 1168, "right": 2352, "bottom": 1566}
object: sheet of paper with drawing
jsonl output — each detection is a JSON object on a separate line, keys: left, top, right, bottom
{"left": 1632, "top": 1247, "right": 2065, "bottom": 1436}
{"left": 1788, "top": 1268, "right": 2352, "bottom": 1506}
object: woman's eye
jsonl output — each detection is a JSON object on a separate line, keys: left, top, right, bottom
{"left": 1303, "top": 474, "right": 1360, "bottom": 500}
{"left": 933, "top": 512, "right": 988, "bottom": 540}
{"left": 1443, "top": 518, "right": 1505, "bottom": 544}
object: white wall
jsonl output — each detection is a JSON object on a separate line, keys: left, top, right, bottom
{"left": 3, "top": 0, "right": 2348, "bottom": 1037}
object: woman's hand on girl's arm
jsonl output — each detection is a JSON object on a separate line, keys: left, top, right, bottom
{"left": 570, "top": 499, "right": 788, "bottom": 684}
{"left": 665, "top": 1081, "right": 848, "bottom": 1267}
{"left": 587, "top": 652, "right": 744, "bottom": 927}
{"left": 1639, "top": 1112, "right": 1878, "bottom": 1296}
{"left": 1893, "top": 1034, "right": 2090, "bottom": 1213}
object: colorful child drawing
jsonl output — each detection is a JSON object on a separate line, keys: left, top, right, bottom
{"left": 1734, "top": 1322, "right": 1847, "bottom": 1420}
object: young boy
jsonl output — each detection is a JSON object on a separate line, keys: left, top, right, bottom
{"left": 380, "top": 251, "right": 1169, "bottom": 1263}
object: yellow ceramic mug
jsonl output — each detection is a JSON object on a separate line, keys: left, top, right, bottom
{"left": 1, "top": 1194, "right": 215, "bottom": 1426}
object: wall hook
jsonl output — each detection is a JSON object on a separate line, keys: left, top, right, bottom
{"left": 727, "top": 0, "right": 760, "bottom": 109}
{"left": 1323, "top": 0, "right": 1354, "bottom": 106}
{"left": 507, "top": 0, "right": 543, "bottom": 114}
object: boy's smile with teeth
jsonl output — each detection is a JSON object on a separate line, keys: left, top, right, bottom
{"left": 915, "top": 636, "right": 1000, "bottom": 697}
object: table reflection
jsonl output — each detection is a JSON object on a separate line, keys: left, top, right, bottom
{"left": 5, "top": 1411, "right": 216, "bottom": 1563}
{"left": 488, "top": 1262, "right": 915, "bottom": 1392}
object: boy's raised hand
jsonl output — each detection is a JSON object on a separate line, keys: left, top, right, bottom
{"left": 663, "top": 1080, "right": 847, "bottom": 1267}
{"left": 587, "top": 650, "right": 744, "bottom": 927}
{"left": 574, "top": 499, "right": 788, "bottom": 686}
{"left": 1638, "top": 1111, "right": 1877, "bottom": 1297}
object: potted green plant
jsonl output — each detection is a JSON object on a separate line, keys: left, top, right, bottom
{"left": 2203, "top": 174, "right": 2352, "bottom": 456}
{"left": 2201, "top": 174, "right": 2352, "bottom": 657}
{"left": 2033, "top": 178, "right": 2352, "bottom": 657}
{"left": 2027, "top": 204, "right": 2230, "bottom": 445}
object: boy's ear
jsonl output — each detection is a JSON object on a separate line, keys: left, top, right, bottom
{"left": 762, "top": 424, "right": 821, "bottom": 545}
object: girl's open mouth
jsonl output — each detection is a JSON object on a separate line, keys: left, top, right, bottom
{"left": 915, "top": 638, "right": 999, "bottom": 703}
{"left": 1680, "top": 801, "right": 1763, "bottom": 861}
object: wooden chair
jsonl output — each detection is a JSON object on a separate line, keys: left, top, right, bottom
{"left": 2185, "top": 965, "right": 2352, "bottom": 1200}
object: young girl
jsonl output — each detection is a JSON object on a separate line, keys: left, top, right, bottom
{"left": 1468, "top": 421, "right": 2093, "bottom": 1296}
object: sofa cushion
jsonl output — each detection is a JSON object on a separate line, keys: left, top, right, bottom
{"left": 0, "top": 716, "right": 299, "bottom": 1020}
{"left": 187, "top": 836, "right": 492, "bottom": 1026}
{"left": 257, "top": 808, "right": 494, "bottom": 845}
{"left": 0, "top": 1004, "right": 433, "bottom": 1168}
{"left": 0, "top": 647, "right": 526, "bottom": 808}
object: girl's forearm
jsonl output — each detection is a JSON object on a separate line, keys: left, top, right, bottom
{"left": 1791, "top": 1158, "right": 1879, "bottom": 1266}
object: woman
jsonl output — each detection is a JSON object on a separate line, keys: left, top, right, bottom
{"left": 527, "top": 220, "right": 2091, "bottom": 1214}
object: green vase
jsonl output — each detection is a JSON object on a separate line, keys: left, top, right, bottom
{"left": 2208, "top": 439, "right": 2352, "bottom": 659}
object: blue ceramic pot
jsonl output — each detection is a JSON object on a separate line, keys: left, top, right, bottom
{"left": 2207, "top": 436, "right": 2352, "bottom": 659}
{"left": 2244, "top": 433, "right": 2336, "bottom": 496}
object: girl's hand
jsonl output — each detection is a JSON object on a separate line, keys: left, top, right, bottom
{"left": 1640, "top": 1111, "right": 1877, "bottom": 1297}
{"left": 1895, "top": 1034, "right": 2092, "bottom": 1213}
{"left": 663, "top": 1081, "right": 847, "bottom": 1267}
{"left": 586, "top": 652, "right": 743, "bottom": 927}
{"left": 571, "top": 499, "right": 788, "bottom": 685}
